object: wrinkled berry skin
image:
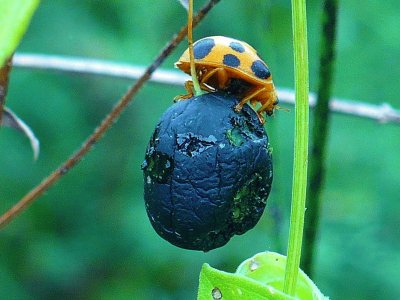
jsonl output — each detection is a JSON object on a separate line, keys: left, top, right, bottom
{"left": 142, "top": 93, "right": 273, "bottom": 251}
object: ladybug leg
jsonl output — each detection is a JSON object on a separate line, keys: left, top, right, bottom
{"left": 216, "top": 68, "right": 229, "bottom": 89}
{"left": 235, "top": 87, "right": 269, "bottom": 123}
{"left": 189, "top": 69, "right": 214, "bottom": 93}
{"left": 199, "top": 82, "right": 215, "bottom": 93}
{"left": 199, "top": 67, "right": 229, "bottom": 90}
{"left": 257, "top": 89, "right": 279, "bottom": 115}
{"left": 184, "top": 80, "right": 195, "bottom": 96}
{"left": 235, "top": 87, "right": 266, "bottom": 111}
{"left": 174, "top": 80, "right": 195, "bottom": 102}
{"left": 174, "top": 79, "right": 214, "bottom": 102}
{"left": 256, "top": 112, "right": 265, "bottom": 124}
{"left": 199, "top": 68, "right": 218, "bottom": 83}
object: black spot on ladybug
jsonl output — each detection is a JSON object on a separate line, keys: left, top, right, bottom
{"left": 223, "top": 54, "right": 240, "bottom": 68}
{"left": 251, "top": 60, "right": 271, "bottom": 79}
{"left": 194, "top": 38, "right": 215, "bottom": 59}
{"left": 229, "top": 41, "right": 245, "bottom": 53}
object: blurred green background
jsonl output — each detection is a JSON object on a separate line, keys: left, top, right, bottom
{"left": 1, "top": 0, "right": 399, "bottom": 299}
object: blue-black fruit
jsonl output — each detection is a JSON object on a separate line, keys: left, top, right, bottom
{"left": 142, "top": 93, "right": 273, "bottom": 251}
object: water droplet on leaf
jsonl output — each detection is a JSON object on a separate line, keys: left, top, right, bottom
{"left": 249, "top": 259, "right": 260, "bottom": 271}
{"left": 212, "top": 287, "right": 222, "bottom": 299}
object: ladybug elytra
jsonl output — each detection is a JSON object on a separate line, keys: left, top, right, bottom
{"left": 175, "top": 36, "right": 278, "bottom": 122}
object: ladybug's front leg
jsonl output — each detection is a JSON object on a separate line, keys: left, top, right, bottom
{"left": 235, "top": 87, "right": 268, "bottom": 123}
{"left": 235, "top": 87, "right": 266, "bottom": 111}
{"left": 174, "top": 80, "right": 195, "bottom": 102}
{"left": 200, "top": 67, "right": 229, "bottom": 90}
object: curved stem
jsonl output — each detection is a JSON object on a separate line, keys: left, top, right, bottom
{"left": 283, "top": 0, "right": 309, "bottom": 295}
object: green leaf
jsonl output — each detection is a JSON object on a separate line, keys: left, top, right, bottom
{"left": 198, "top": 263, "right": 294, "bottom": 300}
{"left": 237, "top": 252, "right": 327, "bottom": 300}
{"left": 197, "top": 252, "right": 328, "bottom": 300}
{"left": 0, "top": 0, "right": 40, "bottom": 66}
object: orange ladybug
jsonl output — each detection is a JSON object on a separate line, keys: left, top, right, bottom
{"left": 175, "top": 36, "right": 278, "bottom": 122}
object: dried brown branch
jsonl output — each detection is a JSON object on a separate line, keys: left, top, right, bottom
{"left": 0, "top": 0, "right": 221, "bottom": 230}
{"left": 0, "top": 57, "right": 12, "bottom": 124}
{"left": 13, "top": 54, "right": 400, "bottom": 124}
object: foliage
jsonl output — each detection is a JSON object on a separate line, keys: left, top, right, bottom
{"left": 0, "top": 0, "right": 39, "bottom": 66}
{"left": 198, "top": 252, "right": 327, "bottom": 299}
{"left": 0, "top": 0, "right": 40, "bottom": 158}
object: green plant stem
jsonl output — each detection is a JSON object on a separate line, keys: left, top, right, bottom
{"left": 188, "top": 0, "right": 203, "bottom": 95}
{"left": 283, "top": 0, "right": 309, "bottom": 295}
{"left": 301, "top": 0, "right": 339, "bottom": 276}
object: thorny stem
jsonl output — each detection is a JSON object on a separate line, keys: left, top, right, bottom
{"left": 301, "top": 0, "right": 339, "bottom": 276}
{"left": 0, "top": 0, "right": 220, "bottom": 229}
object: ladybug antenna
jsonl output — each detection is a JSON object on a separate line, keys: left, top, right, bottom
{"left": 276, "top": 105, "right": 290, "bottom": 113}
{"left": 188, "top": 0, "right": 204, "bottom": 96}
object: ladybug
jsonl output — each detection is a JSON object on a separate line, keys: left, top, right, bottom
{"left": 175, "top": 36, "right": 278, "bottom": 122}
